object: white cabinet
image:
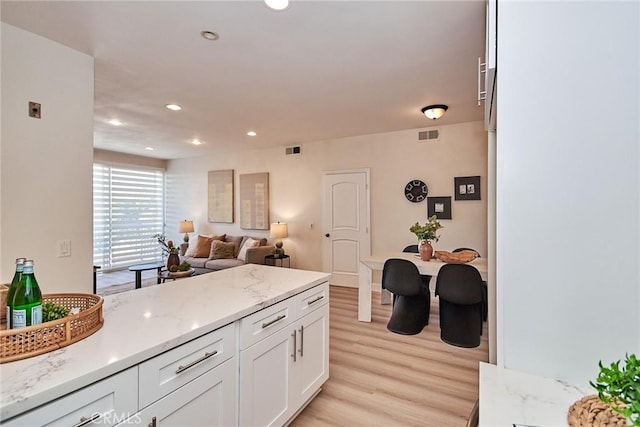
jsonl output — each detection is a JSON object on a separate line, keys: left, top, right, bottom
{"left": 239, "top": 283, "right": 329, "bottom": 427}
{"left": 2, "top": 367, "right": 138, "bottom": 427}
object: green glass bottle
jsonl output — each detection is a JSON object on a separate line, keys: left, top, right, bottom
{"left": 11, "top": 260, "right": 42, "bottom": 328}
{"left": 6, "top": 257, "right": 27, "bottom": 329}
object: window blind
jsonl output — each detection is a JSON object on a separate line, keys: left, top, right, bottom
{"left": 93, "top": 163, "right": 165, "bottom": 270}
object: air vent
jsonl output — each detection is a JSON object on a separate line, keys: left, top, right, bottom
{"left": 418, "top": 128, "right": 440, "bottom": 142}
{"left": 285, "top": 146, "right": 301, "bottom": 155}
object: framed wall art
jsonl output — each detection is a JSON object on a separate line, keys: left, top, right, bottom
{"left": 427, "top": 196, "right": 452, "bottom": 220}
{"left": 454, "top": 176, "right": 481, "bottom": 200}
{"left": 239, "top": 172, "right": 270, "bottom": 230}
{"left": 208, "top": 169, "right": 234, "bottom": 223}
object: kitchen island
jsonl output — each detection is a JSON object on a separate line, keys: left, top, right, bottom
{"left": 0, "top": 264, "right": 331, "bottom": 426}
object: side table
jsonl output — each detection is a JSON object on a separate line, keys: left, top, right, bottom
{"left": 128, "top": 262, "right": 165, "bottom": 289}
{"left": 264, "top": 254, "right": 291, "bottom": 268}
{"left": 158, "top": 268, "right": 196, "bottom": 283}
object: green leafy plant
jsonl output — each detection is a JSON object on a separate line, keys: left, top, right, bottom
{"left": 153, "top": 234, "right": 179, "bottom": 256}
{"left": 42, "top": 301, "right": 70, "bottom": 322}
{"left": 589, "top": 353, "right": 640, "bottom": 426}
{"left": 409, "top": 215, "right": 443, "bottom": 243}
{"left": 178, "top": 261, "right": 191, "bottom": 272}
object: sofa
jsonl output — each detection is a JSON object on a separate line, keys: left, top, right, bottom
{"left": 180, "top": 234, "right": 275, "bottom": 275}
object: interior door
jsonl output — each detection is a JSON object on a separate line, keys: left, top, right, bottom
{"left": 322, "top": 169, "right": 370, "bottom": 287}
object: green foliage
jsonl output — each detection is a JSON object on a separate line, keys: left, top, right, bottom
{"left": 42, "top": 301, "right": 70, "bottom": 322}
{"left": 409, "top": 215, "right": 443, "bottom": 243}
{"left": 153, "top": 234, "right": 179, "bottom": 255}
{"left": 590, "top": 353, "right": 640, "bottom": 426}
{"left": 178, "top": 261, "right": 191, "bottom": 272}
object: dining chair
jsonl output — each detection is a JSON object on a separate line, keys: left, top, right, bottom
{"left": 403, "top": 245, "right": 432, "bottom": 295}
{"left": 452, "top": 247, "right": 487, "bottom": 322}
{"left": 381, "top": 258, "right": 431, "bottom": 335}
{"left": 435, "top": 263, "right": 485, "bottom": 348}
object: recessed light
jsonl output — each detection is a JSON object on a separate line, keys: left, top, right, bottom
{"left": 166, "top": 104, "right": 182, "bottom": 111}
{"left": 247, "top": 131, "right": 257, "bottom": 137}
{"left": 145, "top": 147, "right": 154, "bottom": 151}
{"left": 190, "top": 139, "right": 203, "bottom": 145}
{"left": 200, "top": 30, "right": 219, "bottom": 41}
{"left": 107, "top": 119, "right": 124, "bottom": 126}
{"left": 265, "top": 0, "right": 289, "bottom": 11}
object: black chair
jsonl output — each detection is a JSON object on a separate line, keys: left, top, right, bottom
{"left": 435, "top": 263, "right": 485, "bottom": 348}
{"left": 381, "top": 258, "right": 431, "bottom": 335}
{"left": 403, "top": 245, "right": 432, "bottom": 295}
{"left": 452, "top": 247, "right": 487, "bottom": 322}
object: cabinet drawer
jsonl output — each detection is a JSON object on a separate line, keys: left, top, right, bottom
{"left": 297, "top": 282, "right": 329, "bottom": 318}
{"left": 239, "top": 297, "right": 295, "bottom": 350}
{"left": 139, "top": 322, "right": 235, "bottom": 409}
{"left": 2, "top": 367, "right": 138, "bottom": 427}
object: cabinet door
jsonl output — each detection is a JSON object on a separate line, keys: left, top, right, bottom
{"left": 296, "top": 303, "right": 330, "bottom": 405}
{"left": 239, "top": 326, "right": 294, "bottom": 427}
{"left": 3, "top": 367, "right": 138, "bottom": 427}
{"left": 132, "top": 358, "right": 236, "bottom": 427}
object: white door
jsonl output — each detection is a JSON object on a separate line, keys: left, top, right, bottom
{"left": 322, "top": 169, "right": 370, "bottom": 287}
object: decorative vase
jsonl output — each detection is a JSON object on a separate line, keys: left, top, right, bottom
{"left": 418, "top": 240, "right": 433, "bottom": 261}
{"left": 167, "top": 252, "right": 180, "bottom": 271}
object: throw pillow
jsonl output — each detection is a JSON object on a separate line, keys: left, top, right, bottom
{"left": 209, "top": 240, "right": 236, "bottom": 260}
{"left": 225, "top": 235, "right": 244, "bottom": 257}
{"left": 237, "top": 237, "right": 260, "bottom": 262}
{"left": 193, "top": 234, "right": 225, "bottom": 258}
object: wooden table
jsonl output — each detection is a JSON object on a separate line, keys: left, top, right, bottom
{"left": 358, "top": 252, "right": 488, "bottom": 322}
{"left": 128, "top": 262, "right": 164, "bottom": 289}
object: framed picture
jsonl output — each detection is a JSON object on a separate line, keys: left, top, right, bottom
{"left": 208, "top": 170, "right": 234, "bottom": 223}
{"left": 427, "top": 196, "right": 452, "bottom": 220}
{"left": 454, "top": 176, "right": 481, "bottom": 200}
{"left": 239, "top": 172, "right": 270, "bottom": 230}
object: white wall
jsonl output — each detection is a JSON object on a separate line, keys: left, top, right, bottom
{"left": 496, "top": 1, "right": 639, "bottom": 386}
{"left": 0, "top": 23, "right": 94, "bottom": 292}
{"left": 166, "top": 121, "right": 487, "bottom": 275}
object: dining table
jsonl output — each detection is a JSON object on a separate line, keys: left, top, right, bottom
{"left": 358, "top": 252, "right": 488, "bottom": 322}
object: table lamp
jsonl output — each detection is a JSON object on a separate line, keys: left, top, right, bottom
{"left": 178, "top": 220, "right": 194, "bottom": 244}
{"left": 270, "top": 222, "right": 288, "bottom": 257}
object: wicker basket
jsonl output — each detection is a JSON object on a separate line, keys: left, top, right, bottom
{"left": 567, "top": 394, "right": 628, "bottom": 427}
{"left": 0, "top": 293, "right": 103, "bottom": 363}
{"left": 434, "top": 250, "right": 478, "bottom": 264}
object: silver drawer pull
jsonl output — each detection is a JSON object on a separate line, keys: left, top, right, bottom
{"left": 299, "top": 325, "right": 304, "bottom": 357}
{"left": 74, "top": 413, "right": 102, "bottom": 427}
{"left": 175, "top": 350, "right": 218, "bottom": 374}
{"left": 262, "top": 314, "right": 286, "bottom": 329}
{"left": 291, "top": 330, "right": 297, "bottom": 362}
{"left": 307, "top": 295, "right": 324, "bottom": 305}
{"left": 148, "top": 416, "right": 157, "bottom": 427}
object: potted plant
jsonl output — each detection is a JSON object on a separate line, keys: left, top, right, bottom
{"left": 589, "top": 353, "right": 639, "bottom": 426}
{"left": 409, "top": 215, "right": 443, "bottom": 261}
{"left": 153, "top": 234, "right": 181, "bottom": 271}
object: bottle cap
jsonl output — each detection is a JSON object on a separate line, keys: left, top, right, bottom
{"left": 15, "top": 257, "right": 26, "bottom": 264}
{"left": 24, "top": 260, "right": 34, "bottom": 267}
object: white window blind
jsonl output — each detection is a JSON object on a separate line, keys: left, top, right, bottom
{"left": 93, "top": 163, "right": 165, "bottom": 270}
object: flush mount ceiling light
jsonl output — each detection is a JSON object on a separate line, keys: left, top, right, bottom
{"left": 265, "top": 0, "right": 289, "bottom": 11}
{"left": 421, "top": 104, "right": 449, "bottom": 120}
{"left": 247, "top": 131, "right": 257, "bottom": 137}
{"left": 144, "top": 147, "right": 154, "bottom": 151}
{"left": 107, "top": 119, "right": 123, "bottom": 126}
{"left": 190, "top": 139, "right": 203, "bottom": 145}
{"left": 200, "top": 30, "right": 219, "bottom": 41}
{"left": 166, "top": 104, "right": 182, "bottom": 111}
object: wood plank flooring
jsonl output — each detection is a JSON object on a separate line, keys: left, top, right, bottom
{"left": 290, "top": 286, "right": 488, "bottom": 427}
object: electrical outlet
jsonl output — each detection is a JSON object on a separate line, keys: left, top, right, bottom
{"left": 57, "top": 240, "right": 71, "bottom": 257}
{"left": 29, "top": 102, "right": 41, "bottom": 119}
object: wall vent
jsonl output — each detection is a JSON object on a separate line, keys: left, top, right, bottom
{"left": 285, "top": 146, "right": 301, "bottom": 155}
{"left": 418, "top": 128, "right": 440, "bottom": 142}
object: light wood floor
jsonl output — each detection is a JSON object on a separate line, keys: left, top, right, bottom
{"left": 290, "top": 286, "right": 488, "bottom": 427}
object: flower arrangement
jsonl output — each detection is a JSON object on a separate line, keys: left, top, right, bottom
{"left": 153, "top": 233, "right": 179, "bottom": 256}
{"left": 409, "top": 215, "right": 443, "bottom": 243}
{"left": 589, "top": 353, "right": 639, "bottom": 426}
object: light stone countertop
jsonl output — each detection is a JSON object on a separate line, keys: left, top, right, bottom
{"left": 479, "top": 362, "right": 591, "bottom": 427}
{"left": 0, "top": 264, "right": 330, "bottom": 420}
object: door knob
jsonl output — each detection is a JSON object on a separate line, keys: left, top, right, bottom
{"left": 325, "top": 233, "right": 330, "bottom": 238}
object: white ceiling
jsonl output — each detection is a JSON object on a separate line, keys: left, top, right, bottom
{"left": 1, "top": 1, "right": 486, "bottom": 160}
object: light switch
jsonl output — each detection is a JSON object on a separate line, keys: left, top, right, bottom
{"left": 57, "top": 240, "right": 71, "bottom": 257}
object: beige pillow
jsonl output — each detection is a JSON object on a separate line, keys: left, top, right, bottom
{"left": 237, "top": 237, "right": 260, "bottom": 262}
{"left": 209, "top": 240, "right": 236, "bottom": 260}
{"left": 192, "top": 234, "right": 225, "bottom": 258}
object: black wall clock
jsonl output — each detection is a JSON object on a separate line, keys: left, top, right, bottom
{"left": 404, "top": 180, "right": 428, "bottom": 203}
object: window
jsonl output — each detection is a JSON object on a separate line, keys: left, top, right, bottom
{"left": 93, "top": 163, "right": 165, "bottom": 270}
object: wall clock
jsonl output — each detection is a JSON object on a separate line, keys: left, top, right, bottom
{"left": 404, "top": 180, "right": 428, "bottom": 203}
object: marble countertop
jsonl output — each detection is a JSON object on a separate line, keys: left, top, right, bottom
{"left": 479, "top": 362, "right": 591, "bottom": 426}
{"left": 0, "top": 264, "right": 330, "bottom": 420}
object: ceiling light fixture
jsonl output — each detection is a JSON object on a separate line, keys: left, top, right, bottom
{"left": 107, "top": 119, "right": 124, "bottom": 126}
{"left": 190, "top": 139, "right": 203, "bottom": 145}
{"left": 200, "top": 30, "right": 219, "bottom": 41}
{"left": 247, "top": 131, "right": 257, "bottom": 137}
{"left": 144, "top": 147, "right": 154, "bottom": 151}
{"left": 421, "top": 104, "right": 448, "bottom": 120}
{"left": 265, "top": 0, "right": 289, "bottom": 11}
{"left": 166, "top": 104, "right": 182, "bottom": 111}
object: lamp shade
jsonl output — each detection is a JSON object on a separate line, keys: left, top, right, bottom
{"left": 270, "top": 222, "right": 288, "bottom": 239}
{"left": 178, "top": 220, "right": 194, "bottom": 234}
{"left": 421, "top": 104, "right": 448, "bottom": 120}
